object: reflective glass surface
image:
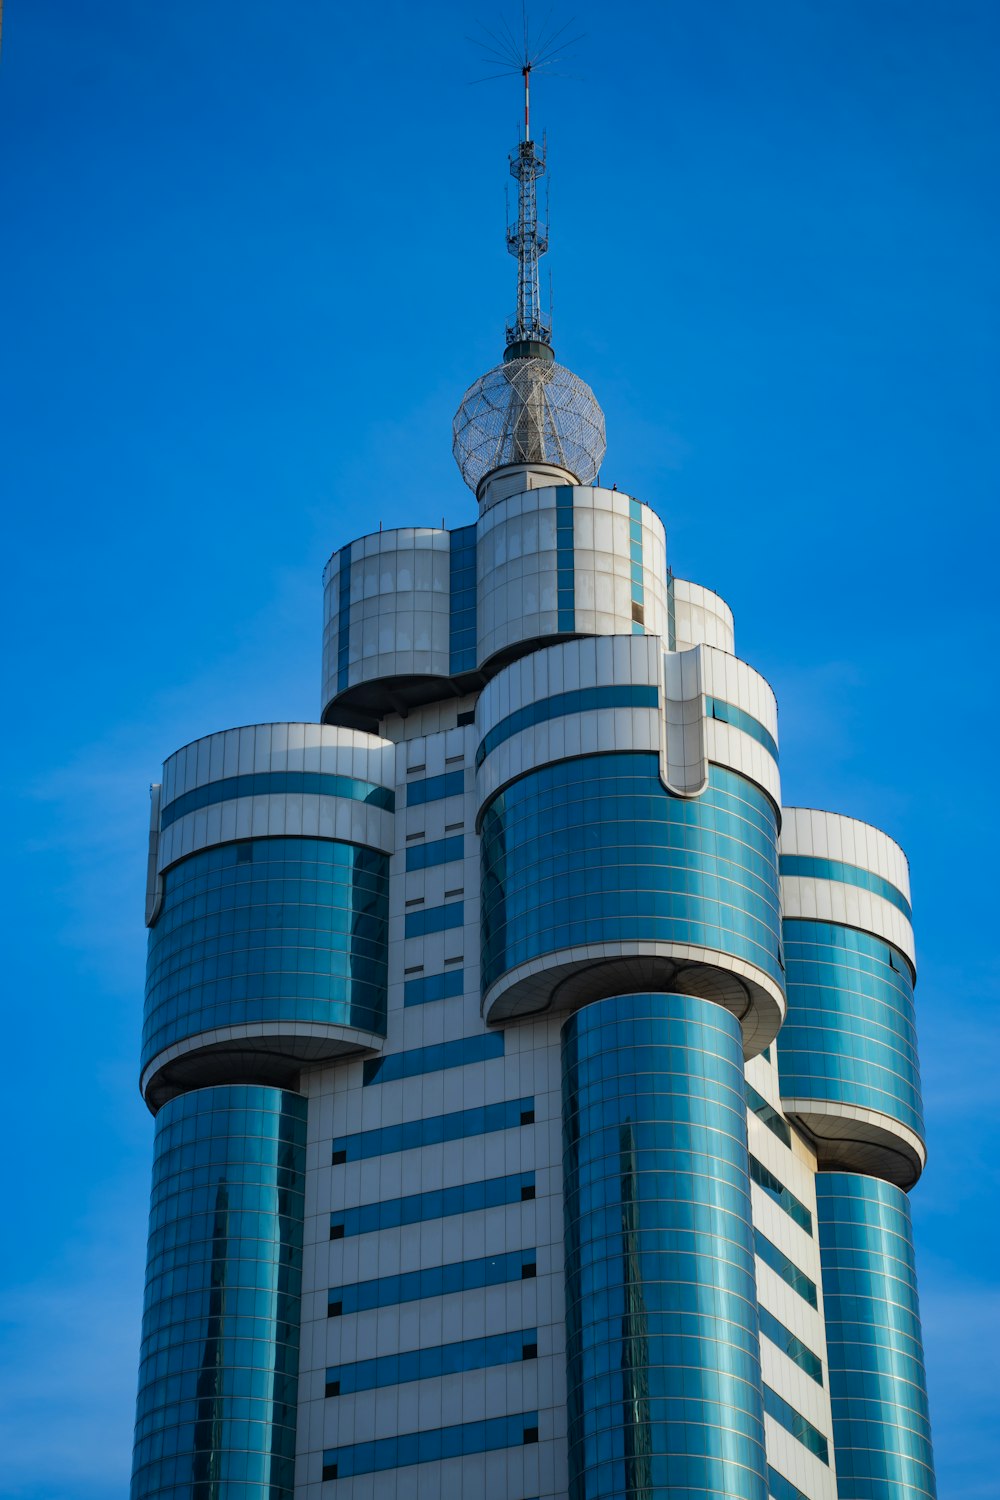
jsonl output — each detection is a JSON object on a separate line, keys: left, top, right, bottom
{"left": 749, "top": 1155, "right": 813, "bottom": 1234}
{"left": 404, "top": 900, "right": 464, "bottom": 937}
{"left": 332, "top": 1097, "right": 532, "bottom": 1163}
{"left": 143, "top": 838, "right": 389, "bottom": 1071}
{"left": 327, "top": 1328, "right": 536, "bottom": 1396}
{"left": 475, "top": 685, "right": 659, "bottom": 770}
{"left": 746, "top": 1082, "right": 792, "bottom": 1148}
{"left": 561, "top": 994, "right": 768, "bottom": 1500}
{"left": 160, "top": 770, "right": 393, "bottom": 829}
{"left": 706, "top": 697, "right": 779, "bottom": 761}
{"left": 779, "top": 920, "right": 925, "bottom": 1143}
{"left": 779, "top": 855, "right": 911, "bottom": 922}
{"left": 754, "top": 1229, "right": 817, "bottom": 1308}
{"left": 767, "top": 1465, "right": 810, "bottom": 1500}
{"left": 363, "top": 1032, "right": 504, "bottom": 1086}
{"left": 403, "top": 969, "right": 465, "bottom": 1006}
{"left": 329, "top": 1170, "right": 534, "bottom": 1238}
{"left": 557, "top": 485, "right": 576, "bottom": 632}
{"left": 449, "top": 523, "right": 477, "bottom": 675}
{"left": 328, "top": 1250, "right": 534, "bottom": 1317}
{"left": 763, "top": 1384, "right": 829, "bottom": 1463}
{"left": 758, "top": 1305, "right": 823, "bottom": 1385}
{"left": 336, "top": 542, "right": 351, "bottom": 693}
{"left": 130, "top": 1085, "right": 307, "bottom": 1500}
{"left": 405, "top": 834, "right": 465, "bottom": 871}
{"left": 405, "top": 769, "right": 464, "bottom": 806}
{"left": 817, "top": 1173, "right": 937, "bottom": 1499}
{"left": 481, "top": 755, "right": 783, "bottom": 992}
{"left": 322, "top": 1411, "right": 538, "bottom": 1479}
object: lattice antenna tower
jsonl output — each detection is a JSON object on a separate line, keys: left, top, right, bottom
{"left": 454, "top": 12, "right": 605, "bottom": 497}
{"left": 472, "top": 11, "right": 582, "bottom": 357}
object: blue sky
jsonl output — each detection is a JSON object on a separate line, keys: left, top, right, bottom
{"left": 1, "top": 2, "right": 997, "bottom": 1496}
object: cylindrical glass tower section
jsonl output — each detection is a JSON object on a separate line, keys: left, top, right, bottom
{"left": 561, "top": 993, "right": 768, "bottom": 1500}
{"left": 816, "top": 1174, "right": 937, "bottom": 1500}
{"left": 778, "top": 809, "right": 925, "bottom": 1187}
{"left": 131, "top": 1085, "right": 308, "bottom": 1500}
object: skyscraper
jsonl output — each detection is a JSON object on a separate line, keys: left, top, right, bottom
{"left": 131, "top": 67, "right": 936, "bottom": 1500}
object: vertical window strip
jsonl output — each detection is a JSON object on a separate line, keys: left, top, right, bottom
{"left": 448, "top": 524, "right": 478, "bottom": 676}
{"left": 665, "top": 566, "right": 676, "bottom": 651}
{"left": 629, "top": 497, "right": 645, "bottom": 633}
{"left": 556, "top": 487, "right": 575, "bottom": 632}
{"left": 336, "top": 542, "right": 352, "bottom": 693}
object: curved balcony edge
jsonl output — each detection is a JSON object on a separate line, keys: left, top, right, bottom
{"left": 141, "top": 1022, "right": 384, "bottom": 1114}
{"left": 781, "top": 1096, "right": 926, "bottom": 1189}
{"left": 482, "top": 940, "right": 785, "bottom": 1058}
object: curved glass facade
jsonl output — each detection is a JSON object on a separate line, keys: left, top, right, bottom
{"left": 143, "top": 837, "right": 389, "bottom": 1072}
{"left": 779, "top": 920, "right": 924, "bottom": 1141}
{"left": 816, "top": 1174, "right": 937, "bottom": 1500}
{"left": 561, "top": 994, "right": 768, "bottom": 1500}
{"left": 131, "top": 1085, "right": 308, "bottom": 1500}
{"left": 481, "top": 754, "right": 782, "bottom": 993}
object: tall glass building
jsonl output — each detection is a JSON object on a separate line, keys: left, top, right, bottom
{"left": 130, "top": 89, "right": 937, "bottom": 1500}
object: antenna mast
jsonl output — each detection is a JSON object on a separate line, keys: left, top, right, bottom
{"left": 505, "top": 58, "right": 551, "bottom": 358}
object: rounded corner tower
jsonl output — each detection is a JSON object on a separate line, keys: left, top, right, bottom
{"left": 130, "top": 42, "right": 937, "bottom": 1500}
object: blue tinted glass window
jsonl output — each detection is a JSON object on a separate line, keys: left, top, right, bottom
{"left": 403, "top": 969, "right": 465, "bottom": 1006}
{"left": 817, "top": 1174, "right": 936, "bottom": 1500}
{"left": 143, "top": 837, "right": 389, "bottom": 1071}
{"left": 754, "top": 1229, "right": 817, "bottom": 1307}
{"left": 160, "top": 769, "right": 394, "bottom": 828}
{"left": 328, "top": 1250, "right": 533, "bottom": 1316}
{"left": 327, "top": 1328, "right": 535, "bottom": 1396}
{"left": 131, "top": 1087, "right": 307, "bottom": 1500}
{"left": 779, "top": 919, "right": 924, "bottom": 1142}
{"left": 406, "top": 770, "right": 464, "bottom": 806}
{"left": 779, "top": 854, "right": 911, "bottom": 921}
{"left": 746, "top": 1082, "right": 791, "bottom": 1147}
{"left": 449, "top": 524, "right": 478, "bottom": 676}
{"left": 336, "top": 542, "right": 352, "bottom": 693}
{"left": 706, "top": 697, "right": 779, "bottom": 761}
{"left": 330, "top": 1172, "right": 533, "bottom": 1238}
{"left": 758, "top": 1306, "right": 823, "bottom": 1383}
{"left": 363, "top": 1032, "right": 504, "bottom": 1086}
{"left": 749, "top": 1155, "right": 813, "bottom": 1234}
{"left": 404, "top": 901, "right": 464, "bottom": 938}
{"left": 763, "top": 1385, "right": 829, "bottom": 1464}
{"left": 406, "top": 835, "right": 465, "bottom": 871}
{"left": 767, "top": 1467, "right": 810, "bottom": 1500}
{"left": 475, "top": 684, "right": 659, "bottom": 769}
{"left": 332, "top": 1097, "right": 532, "bottom": 1163}
{"left": 481, "top": 755, "right": 782, "bottom": 994}
{"left": 323, "top": 1412, "right": 538, "bottom": 1478}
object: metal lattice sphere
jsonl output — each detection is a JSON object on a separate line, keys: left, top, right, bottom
{"left": 452, "top": 357, "right": 606, "bottom": 494}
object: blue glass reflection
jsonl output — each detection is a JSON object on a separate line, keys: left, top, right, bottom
{"left": 779, "top": 920, "right": 925, "bottom": 1142}
{"left": 160, "top": 769, "right": 393, "bottom": 829}
{"left": 817, "top": 1174, "right": 937, "bottom": 1499}
{"left": 142, "top": 837, "right": 389, "bottom": 1071}
{"left": 561, "top": 994, "right": 768, "bottom": 1500}
{"left": 130, "top": 1085, "right": 307, "bottom": 1500}
{"left": 481, "top": 754, "right": 783, "bottom": 993}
